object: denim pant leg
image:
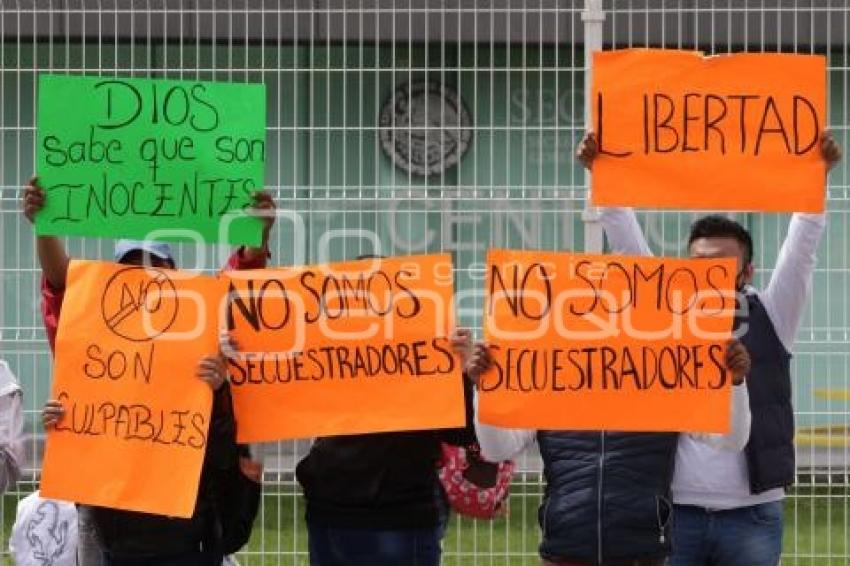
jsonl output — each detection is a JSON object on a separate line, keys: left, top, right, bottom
{"left": 413, "top": 526, "right": 443, "bottom": 566}
{"left": 307, "top": 521, "right": 441, "bottom": 566}
{"left": 668, "top": 505, "right": 711, "bottom": 566}
{"left": 435, "top": 483, "right": 451, "bottom": 541}
{"left": 307, "top": 522, "right": 342, "bottom": 566}
{"left": 77, "top": 505, "right": 105, "bottom": 566}
{"left": 711, "top": 501, "right": 783, "bottom": 566}
{"left": 103, "top": 551, "right": 219, "bottom": 566}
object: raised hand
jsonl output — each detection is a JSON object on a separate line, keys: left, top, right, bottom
{"left": 575, "top": 132, "right": 599, "bottom": 171}
{"left": 725, "top": 338, "right": 751, "bottom": 386}
{"left": 197, "top": 354, "right": 228, "bottom": 391}
{"left": 42, "top": 399, "right": 65, "bottom": 429}
{"left": 22, "top": 177, "right": 46, "bottom": 224}
{"left": 465, "top": 343, "right": 494, "bottom": 387}
{"left": 250, "top": 190, "right": 276, "bottom": 241}
{"left": 821, "top": 132, "right": 842, "bottom": 171}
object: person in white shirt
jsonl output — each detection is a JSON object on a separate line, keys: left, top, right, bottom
{"left": 575, "top": 130, "right": 841, "bottom": 565}
{"left": 0, "top": 359, "right": 24, "bottom": 493}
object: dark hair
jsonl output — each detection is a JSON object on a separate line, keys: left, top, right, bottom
{"left": 688, "top": 215, "right": 753, "bottom": 265}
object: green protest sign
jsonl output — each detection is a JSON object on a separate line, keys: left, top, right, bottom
{"left": 36, "top": 75, "right": 266, "bottom": 246}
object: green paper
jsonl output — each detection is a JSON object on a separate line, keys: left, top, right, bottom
{"left": 36, "top": 75, "right": 266, "bottom": 246}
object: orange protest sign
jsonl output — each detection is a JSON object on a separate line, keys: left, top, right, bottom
{"left": 223, "top": 254, "right": 464, "bottom": 442}
{"left": 479, "top": 249, "right": 737, "bottom": 432}
{"left": 41, "top": 260, "right": 223, "bottom": 518}
{"left": 591, "top": 49, "right": 826, "bottom": 212}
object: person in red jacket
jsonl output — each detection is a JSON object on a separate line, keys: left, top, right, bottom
{"left": 23, "top": 177, "right": 275, "bottom": 566}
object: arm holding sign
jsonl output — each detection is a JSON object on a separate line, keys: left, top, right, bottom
{"left": 233, "top": 190, "right": 276, "bottom": 266}
{"left": 597, "top": 207, "right": 653, "bottom": 256}
{"left": 760, "top": 134, "right": 840, "bottom": 350}
{"left": 440, "top": 330, "right": 504, "bottom": 447}
{"left": 474, "top": 406, "right": 535, "bottom": 463}
{"left": 461, "top": 342, "right": 535, "bottom": 463}
{"left": 695, "top": 383, "right": 751, "bottom": 451}
{"left": 760, "top": 213, "right": 824, "bottom": 349}
{"left": 23, "top": 178, "right": 70, "bottom": 291}
{"left": 576, "top": 133, "right": 653, "bottom": 257}
{"left": 696, "top": 339, "right": 752, "bottom": 451}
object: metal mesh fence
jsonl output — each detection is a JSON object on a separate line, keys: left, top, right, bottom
{"left": 0, "top": 1, "right": 848, "bottom": 564}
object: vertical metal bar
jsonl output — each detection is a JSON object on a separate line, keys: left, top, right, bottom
{"left": 581, "top": 0, "right": 604, "bottom": 254}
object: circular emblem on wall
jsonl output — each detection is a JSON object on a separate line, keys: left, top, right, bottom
{"left": 379, "top": 81, "right": 472, "bottom": 177}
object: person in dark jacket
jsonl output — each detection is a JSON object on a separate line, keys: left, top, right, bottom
{"left": 472, "top": 339, "right": 750, "bottom": 566}
{"left": 296, "top": 327, "right": 487, "bottom": 566}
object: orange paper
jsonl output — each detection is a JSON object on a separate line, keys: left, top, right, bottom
{"left": 591, "top": 49, "right": 826, "bottom": 212}
{"left": 480, "top": 250, "right": 737, "bottom": 432}
{"left": 223, "top": 254, "right": 464, "bottom": 442}
{"left": 41, "top": 260, "right": 223, "bottom": 518}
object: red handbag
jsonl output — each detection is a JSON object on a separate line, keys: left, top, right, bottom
{"left": 438, "top": 443, "right": 515, "bottom": 520}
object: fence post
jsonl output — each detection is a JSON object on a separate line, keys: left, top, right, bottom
{"left": 581, "top": 0, "right": 605, "bottom": 254}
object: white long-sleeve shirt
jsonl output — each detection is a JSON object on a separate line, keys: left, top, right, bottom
{"left": 597, "top": 207, "right": 825, "bottom": 352}
{"left": 0, "top": 360, "right": 23, "bottom": 494}
{"left": 597, "top": 207, "right": 825, "bottom": 508}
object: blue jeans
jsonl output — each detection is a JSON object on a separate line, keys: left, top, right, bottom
{"left": 307, "top": 521, "right": 442, "bottom": 566}
{"left": 103, "top": 551, "right": 220, "bottom": 566}
{"left": 668, "top": 501, "right": 784, "bottom": 566}
{"left": 435, "top": 483, "right": 451, "bottom": 540}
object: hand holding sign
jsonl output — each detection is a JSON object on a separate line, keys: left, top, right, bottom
{"left": 248, "top": 190, "right": 276, "bottom": 235}
{"left": 464, "top": 343, "right": 494, "bottom": 387}
{"left": 196, "top": 354, "right": 228, "bottom": 391}
{"left": 822, "top": 133, "right": 843, "bottom": 171}
{"left": 724, "top": 338, "right": 751, "bottom": 386}
{"left": 450, "top": 328, "right": 473, "bottom": 367}
{"left": 41, "top": 400, "right": 64, "bottom": 429}
{"left": 575, "top": 132, "right": 599, "bottom": 171}
{"left": 22, "top": 178, "right": 45, "bottom": 224}
{"left": 240, "top": 189, "right": 277, "bottom": 261}
{"left": 449, "top": 328, "right": 494, "bottom": 385}
{"left": 22, "top": 177, "right": 72, "bottom": 293}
